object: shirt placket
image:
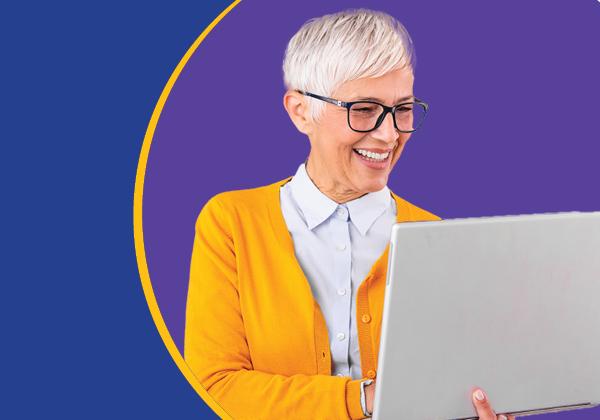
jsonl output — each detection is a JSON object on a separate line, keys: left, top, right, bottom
{"left": 329, "top": 204, "right": 352, "bottom": 377}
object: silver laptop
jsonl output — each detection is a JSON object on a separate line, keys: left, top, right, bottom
{"left": 374, "top": 211, "right": 600, "bottom": 420}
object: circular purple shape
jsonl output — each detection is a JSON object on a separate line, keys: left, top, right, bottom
{"left": 142, "top": 0, "right": 600, "bottom": 371}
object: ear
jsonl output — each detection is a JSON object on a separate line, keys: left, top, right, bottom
{"left": 283, "top": 90, "right": 314, "bottom": 135}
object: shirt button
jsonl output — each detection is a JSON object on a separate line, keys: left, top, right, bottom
{"left": 336, "top": 243, "right": 347, "bottom": 251}
{"left": 361, "top": 314, "right": 371, "bottom": 323}
{"left": 336, "top": 332, "right": 346, "bottom": 341}
{"left": 337, "top": 288, "right": 346, "bottom": 296}
{"left": 367, "top": 369, "right": 377, "bottom": 379}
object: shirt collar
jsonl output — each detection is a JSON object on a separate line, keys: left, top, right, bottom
{"left": 345, "top": 182, "right": 392, "bottom": 236}
{"left": 287, "top": 163, "right": 392, "bottom": 235}
{"left": 288, "top": 163, "right": 339, "bottom": 230}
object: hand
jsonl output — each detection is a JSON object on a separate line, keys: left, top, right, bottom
{"left": 365, "top": 381, "right": 376, "bottom": 416}
{"left": 472, "top": 388, "right": 516, "bottom": 420}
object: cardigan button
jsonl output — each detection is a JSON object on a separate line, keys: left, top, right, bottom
{"left": 361, "top": 314, "right": 371, "bottom": 323}
{"left": 367, "top": 370, "right": 376, "bottom": 379}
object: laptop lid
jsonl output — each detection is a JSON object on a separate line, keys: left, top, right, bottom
{"left": 374, "top": 211, "right": 600, "bottom": 420}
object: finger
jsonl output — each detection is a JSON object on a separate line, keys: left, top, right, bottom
{"left": 471, "top": 388, "right": 496, "bottom": 420}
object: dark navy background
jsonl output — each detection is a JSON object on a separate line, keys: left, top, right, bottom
{"left": 3, "top": 1, "right": 599, "bottom": 419}
{"left": 3, "top": 1, "right": 229, "bottom": 418}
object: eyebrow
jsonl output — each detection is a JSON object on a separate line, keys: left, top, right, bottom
{"left": 351, "top": 95, "right": 415, "bottom": 104}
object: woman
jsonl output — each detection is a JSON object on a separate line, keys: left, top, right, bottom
{"left": 184, "top": 9, "right": 515, "bottom": 420}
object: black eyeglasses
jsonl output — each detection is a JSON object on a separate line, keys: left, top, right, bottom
{"left": 297, "top": 90, "right": 429, "bottom": 133}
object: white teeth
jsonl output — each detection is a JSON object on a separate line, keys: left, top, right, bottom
{"left": 354, "top": 149, "right": 390, "bottom": 161}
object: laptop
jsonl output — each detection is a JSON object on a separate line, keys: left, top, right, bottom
{"left": 373, "top": 211, "right": 600, "bottom": 420}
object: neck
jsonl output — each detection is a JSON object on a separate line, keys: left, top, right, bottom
{"left": 305, "top": 155, "right": 366, "bottom": 204}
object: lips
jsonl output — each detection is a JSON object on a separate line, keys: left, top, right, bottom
{"left": 353, "top": 149, "right": 391, "bottom": 170}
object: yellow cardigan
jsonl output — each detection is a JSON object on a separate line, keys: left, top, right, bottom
{"left": 184, "top": 176, "right": 441, "bottom": 419}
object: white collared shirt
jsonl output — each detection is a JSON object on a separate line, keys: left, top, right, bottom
{"left": 280, "top": 163, "right": 397, "bottom": 379}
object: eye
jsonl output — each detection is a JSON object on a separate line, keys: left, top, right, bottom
{"left": 350, "top": 103, "right": 380, "bottom": 115}
{"left": 395, "top": 105, "right": 413, "bottom": 113}
{"left": 355, "top": 106, "right": 376, "bottom": 112}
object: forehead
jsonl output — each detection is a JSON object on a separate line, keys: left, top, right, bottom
{"left": 333, "top": 67, "right": 415, "bottom": 104}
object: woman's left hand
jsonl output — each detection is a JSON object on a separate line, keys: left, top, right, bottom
{"left": 472, "top": 388, "right": 516, "bottom": 420}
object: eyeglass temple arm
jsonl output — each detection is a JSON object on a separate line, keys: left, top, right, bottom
{"left": 296, "top": 90, "right": 348, "bottom": 108}
{"left": 297, "top": 90, "right": 428, "bottom": 111}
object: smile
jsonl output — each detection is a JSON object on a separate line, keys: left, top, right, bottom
{"left": 353, "top": 148, "right": 390, "bottom": 162}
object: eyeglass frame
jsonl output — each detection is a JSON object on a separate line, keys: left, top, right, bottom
{"left": 296, "top": 90, "right": 429, "bottom": 133}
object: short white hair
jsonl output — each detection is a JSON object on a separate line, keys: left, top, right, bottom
{"left": 283, "top": 9, "right": 415, "bottom": 121}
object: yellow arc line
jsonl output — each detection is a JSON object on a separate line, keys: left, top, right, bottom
{"left": 133, "top": 1, "right": 241, "bottom": 418}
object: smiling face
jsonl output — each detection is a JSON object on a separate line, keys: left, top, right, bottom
{"left": 294, "top": 67, "right": 415, "bottom": 203}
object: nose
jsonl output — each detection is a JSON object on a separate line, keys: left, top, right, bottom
{"left": 371, "top": 111, "right": 399, "bottom": 146}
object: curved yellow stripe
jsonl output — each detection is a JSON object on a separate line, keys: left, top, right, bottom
{"left": 133, "top": 1, "right": 241, "bottom": 418}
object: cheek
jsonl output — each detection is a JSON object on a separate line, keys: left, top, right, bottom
{"left": 340, "top": 136, "right": 366, "bottom": 158}
{"left": 393, "top": 145, "right": 405, "bottom": 162}
{"left": 320, "top": 124, "right": 359, "bottom": 154}
{"left": 399, "top": 132, "right": 412, "bottom": 145}
{"left": 390, "top": 138, "right": 409, "bottom": 166}
{"left": 395, "top": 134, "right": 411, "bottom": 154}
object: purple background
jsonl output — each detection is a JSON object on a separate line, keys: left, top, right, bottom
{"left": 143, "top": 1, "right": 600, "bottom": 417}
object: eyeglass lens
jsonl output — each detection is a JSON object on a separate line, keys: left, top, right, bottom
{"left": 348, "top": 102, "right": 426, "bottom": 132}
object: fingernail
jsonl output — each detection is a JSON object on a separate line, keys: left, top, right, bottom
{"left": 498, "top": 415, "right": 508, "bottom": 420}
{"left": 473, "top": 389, "right": 485, "bottom": 401}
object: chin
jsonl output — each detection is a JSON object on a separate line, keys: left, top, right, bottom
{"left": 360, "top": 177, "right": 388, "bottom": 193}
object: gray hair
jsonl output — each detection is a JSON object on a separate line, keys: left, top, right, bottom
{"left": 283, "top": 9, "right": 415, "bottom": 121}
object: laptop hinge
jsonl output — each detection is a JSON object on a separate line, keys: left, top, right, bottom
{"left": 509, "top": 402, "right": 598, "bottom": 417}
{"left": 458, "top": 402, "right": 598, "bottom": 419}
